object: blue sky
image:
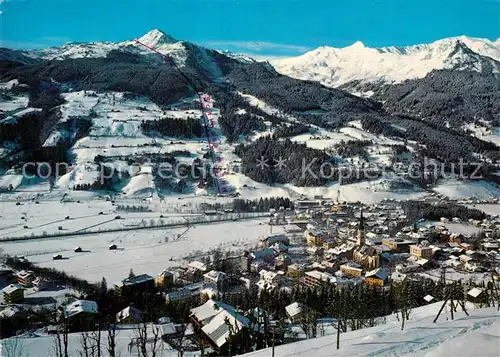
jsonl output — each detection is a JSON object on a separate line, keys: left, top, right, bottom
{"left": 1, "top": 0, "right": 499, "bottom": 57}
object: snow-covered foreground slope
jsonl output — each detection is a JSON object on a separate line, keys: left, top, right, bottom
{"left": 271, "top": 36, "right": 500, "bottom": 89}
{"left": 244, "top": 304, "right": 500, "bottom": 357}
{"left": 0, "top": 325, "right": 200, "bottom": 357}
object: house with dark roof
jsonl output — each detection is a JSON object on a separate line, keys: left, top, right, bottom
{"left": 116, "top": 306, "right": 142, "bottom": 324}
{"left": 114, "top": 274, "right": 155, "bottom": 296}
{"left": 2, "top": 284, "right": 24, "bottom": 304}
{"left": 365, "top": 268, "right": 389, "bottom": 287}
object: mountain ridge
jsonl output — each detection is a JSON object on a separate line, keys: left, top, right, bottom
{"left": 270, "top": 36, "right": 500, "bottom": 91}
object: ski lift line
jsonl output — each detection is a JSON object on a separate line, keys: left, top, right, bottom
{"left": 133, "top": 39, "right": 222, "bottom": 194}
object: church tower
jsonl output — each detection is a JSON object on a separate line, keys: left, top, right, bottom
{"left": 357, "top": 209, "right": 365, "bottom": 246}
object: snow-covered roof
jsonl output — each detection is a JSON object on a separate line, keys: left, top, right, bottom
{"left": 188, "top": 260, "right": 208, "bottom": 271}
{"left": 0, "top": 306, "right": 24, "bottom": 318}
{"left": 285, "top": 302, "right": 306, "bottom": 318}
{"left": 415, "top": 258, "right": 430, "bottom": 266}
{"left": 2, "top": 283, "right": 23, "bottom": 294}
{"left": 305, "top": 270, "right": 335, "bottom": 283}
{"left": 190, "top": 299, "right": 236, "bottom": 324}
{"left": 64, "top": 300, "right": 98, "bottom": 318}
{"left": 365, "top": 268, "right": 389, "bottom": 281}
{"left": 201, "top": 309, "right": 250, "bottom": 348}
{"left": 203, "top": 270, "right": 227, "bottom": 283}
{"left": 117, "top": 274, "right": 155, "bottom": 287}
{"left": 424, "top": 294, "right": 435, "bottom": 302}
{"left": 116, "top": 306, "right": 142, "bottom": 323}
{"left": 391, "top": 271, "right": 408, "bottom": 281}
{"left": 467, "top": 288, "right": 484, "bottom": 298}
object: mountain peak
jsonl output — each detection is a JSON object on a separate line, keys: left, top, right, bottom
{"left": 137, "top": 29, "right": 178, "bottom": 47}
{"left": 347, "top": 41, "right": 366, "bottom": 50}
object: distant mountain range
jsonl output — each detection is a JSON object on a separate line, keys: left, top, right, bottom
{"left": 6, "top": 30, "right": 500, "bottom": 90}
{"left": 270, "top": 36, "right": 500, "bottom": 93}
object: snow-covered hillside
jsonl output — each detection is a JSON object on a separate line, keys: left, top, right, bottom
{"left": 271, "top": 36, "right": 500, "bottom": 89}
{"left": 243, "top": 303, "right": 500, "bottom": 357}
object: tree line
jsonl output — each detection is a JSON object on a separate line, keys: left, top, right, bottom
{"left": 401, "top": 200, "right": 487, "bottom": 222}
{"left": 140, "top": 117, "right": 203, "bottom": 138}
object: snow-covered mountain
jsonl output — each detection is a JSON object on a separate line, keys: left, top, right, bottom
{"left": 21, "top": 29, "right": 188, "bottom": 65}
{"left": 270, "top": 36, "right": 500, "bottom": 90}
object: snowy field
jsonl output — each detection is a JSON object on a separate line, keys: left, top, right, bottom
{"left": 433, "top": 178, "right": 500, "bottom": 200}
{"left": 1, "top": 217, "right": 281, "bottom": 283}
{"left": 466, "top": 204, "right": 500, "bottom": 216}
{"left": 431, "top": 222, "right": 482, "bottom": 236}
{"left": 243, "top": 303, "right": 500, "bottom": 357}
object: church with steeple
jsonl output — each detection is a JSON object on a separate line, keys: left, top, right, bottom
{"left": 357, "top": 209, "right": 365, "bottom": 247}
{"left": 353, "top": 209, "right": 380, "bottom": 270}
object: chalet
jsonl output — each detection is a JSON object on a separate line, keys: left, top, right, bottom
{"left": 275, "top": 253, "right": 292, "bottom": 269}
{"left": 203, "top": 270, "right": 228, "bottom": 290}
{"left": 259, "top": 269, "right": 285, "bottom": 288}
{"left": 285, "top": 302, "right": 308, "bottom": 323}
{"left": 250, "top": 248, "right": 276, "bottom": 262}
{"left": 0, "top": 305, "right": 26, "bottom": 319}
{"left": 340, "top": 263, "right": 363, "bottom": 277}
{"left": 304, "top": 270, "right": 335, "bottom": 287}
{"left": 190, "top": 299, "right": 261, "bottom": 350}
{"left": 189, "top": 260, "right": 208, "bottom": 272}
{"left": 186, "top": 260, "right": 209, "bottom": 281}
{"left": 410, "top": 244, "right": 433, "bottom": 259}
{"left": 190, "top": 299, "right": 236, "bottom": 327}
{"left": 15, "top": 270, "right": 35, "bottom": 287}
{"left": 396, "top": 264, "right": 421, "bottom": 273}
{"left": 114, "top": 274, "right": 155, "bottom": 296}
{"left": 412, "top": 257, "right": 430, "bottom": 267}
{"left": 365, "top": 268, "right": 389, "bottom": 287}
{"left": 109, "top": 244, "right": 117, "bottom": 250}
{"left": 62, "top": 300, "right": 98, "bottom": 331}
{"left": 249, "top": 260, "right": 268, "bottom": 273}
{"left": 304, "top": 229, "right": 326, "bottom": 247}
{"left": 116, "top": 306, "right": 142, "bottom": 324}
{"left": 156, "top": 270, "right": 175, "bottom": 288}
{"left": 287, "top": 264, "right": 305, "bottom": 278}
{"left": 165, "top": 289, "right": 194, "bottom": 304}
{"left": 467, "top": 288, "right": 487, "bottom": 305}
{"left": 459, "top": 254, "right": 475, "bottom": 265}
{"left": 166, "top": 282, "right": 219, "bottom": 304}
{"left": 2, "top": 284, "right": 24, "bottom": 304}
{"left": 423, "top": 295, "right": 435, "bottom": 304}
{"left": 160, "top": 322, "right": 194, "bottom": 339}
